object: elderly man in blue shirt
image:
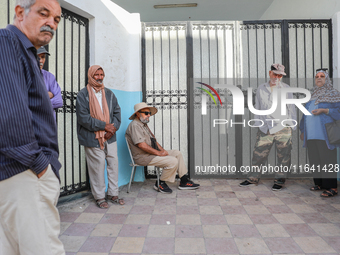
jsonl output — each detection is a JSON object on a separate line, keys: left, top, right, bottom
{"left": 0, "top": 0, "right": 65, "bottom": 254}
{"left": 37, "top": 45, "right": 63, "bottom": 115}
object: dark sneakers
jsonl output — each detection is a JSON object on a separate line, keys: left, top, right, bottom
{"left": 178, "top": 180, "right": 200, "bottom": 190}
{"left": 239, "top": 180, "right": 258, "bottom": 187}
{"left": 154, "top": 181, "right": 173, "bottom": 194}
{"left": 272, "top": 184, "right": 283, "bottom": 191}
{"left": 239, "top": 179, "right": 283, "bottom": 190}
{"left": 272, "top": 178, "right": 285, "bottom": 191}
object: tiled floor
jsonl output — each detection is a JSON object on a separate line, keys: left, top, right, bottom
{"left": 58, "top": 178, "right": 340, "bottom": 254}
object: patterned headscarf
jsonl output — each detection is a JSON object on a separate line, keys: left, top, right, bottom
{"left": 310, "top": 70, "right": 340, "bottom": 105}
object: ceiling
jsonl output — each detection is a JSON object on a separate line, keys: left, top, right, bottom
{"left": 110, "top": 0, "right": 274, "bottom": 22}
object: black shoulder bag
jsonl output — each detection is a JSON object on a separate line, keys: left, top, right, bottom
{"left": 146, "top": 126, "right": 160, "bottom": 151}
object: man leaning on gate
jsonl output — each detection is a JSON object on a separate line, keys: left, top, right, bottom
{"left": 76, "top": 65, "right": 124, "bottom": 209}
{"left": 37, "top": 45, "right": 63, "bottom": 116}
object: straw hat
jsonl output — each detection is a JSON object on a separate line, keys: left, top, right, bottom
{"left": 129, "top": 102, "right": 158, "bottom": 120}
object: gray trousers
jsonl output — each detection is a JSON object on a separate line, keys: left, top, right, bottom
{"left": 85, "top": 141, "right": 119, "bottom": 200}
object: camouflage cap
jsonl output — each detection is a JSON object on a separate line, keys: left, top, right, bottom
{"left": 271, "top": 63, "right": 286, "bottom": 76}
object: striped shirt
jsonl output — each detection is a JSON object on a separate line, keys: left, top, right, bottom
{"left": 0, "top": 25, "right": 61, "bottom": 181}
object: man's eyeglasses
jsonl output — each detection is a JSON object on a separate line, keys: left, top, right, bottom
{"left": 139, "top": 111, "right": 151, "bottom": 116}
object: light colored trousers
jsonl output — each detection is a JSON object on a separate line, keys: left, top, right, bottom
{"left": 148, "top": 150, "right": 188, "bottom": 182}
{"left": 0, "top": 165, "right": 65, "bottom": 255}
{"left": 85, "top": 141, "right": 119, "bottom": 200}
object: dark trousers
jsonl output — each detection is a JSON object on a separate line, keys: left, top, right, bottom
{"left": 307, "top": 139, "right": 338, "bottom": 189}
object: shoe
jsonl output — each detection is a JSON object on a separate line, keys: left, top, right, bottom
{"left": 239, "top": 180, "right": 257, "bottom": 187}
{"left": 310, "top": 185, "right": 322, "bottom": 191}
{"left": 320, "top": 189, "right": 338, "bottom": 197}
{"left": 272, "top": 184, "right": 283, "bottom": 191}
{"left": 154, "top": 181, "right": 172, "bottom": 194}
{"left": 178, "top": 180, "right": 200, "bottom": 190}
{"left": 180, "top": 176, "right": 200, "bottom": 187}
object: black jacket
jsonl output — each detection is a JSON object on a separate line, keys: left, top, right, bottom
{"left": 76, "top": 87, "right": 121, "bottom": 147}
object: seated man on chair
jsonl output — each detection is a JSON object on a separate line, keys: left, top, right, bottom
{"left": 125, "top": 102, "right": 199, "bottom": 193}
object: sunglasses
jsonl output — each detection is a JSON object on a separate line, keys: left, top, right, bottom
{"left": 139, "top": 111, "right": 151, "bottom": 116}
{"left": 316, "top": 68, "right": 328, "bottom": 72}
{"left": 272, "top": 73, "right": 283, "bottom": 78}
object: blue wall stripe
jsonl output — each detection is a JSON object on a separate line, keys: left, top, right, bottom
{"left": 103, "top": 89, "right": 145, "bottom": 189}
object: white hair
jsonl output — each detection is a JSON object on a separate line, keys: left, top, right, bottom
{"left": 14, "top": 0, "right": 36, "bottom": 19}
{"left": 13, "top": 0, "right": 60, "bottom": 20}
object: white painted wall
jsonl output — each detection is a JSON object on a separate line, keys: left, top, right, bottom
{"left": 58, "top": 0, "right": 145, "bottom": 187}
{"left": 261, "top": 0, "right": 340, "bottom": 20}
{"left": 59, "top": 0, "right": 141, "bottom": 92}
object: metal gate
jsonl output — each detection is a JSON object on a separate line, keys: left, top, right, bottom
{"left": 142, "top": 19, "right": 332, "bottom": 178}
{"left": 0, "top": 2, "right": 90, "bottom": 196}
{"left": 142, "top": 23, "right": 188, "bottom": 177}
{"left": 53, "top": 9, "right": 90, "bottom": 196}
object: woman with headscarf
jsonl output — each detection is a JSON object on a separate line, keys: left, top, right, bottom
{"left": 299, "top": 68, "right": 340, "bottom": 197}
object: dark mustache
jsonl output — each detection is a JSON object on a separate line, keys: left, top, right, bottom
{"left": 40, "top": 26, "right": 55, "bottom": 36}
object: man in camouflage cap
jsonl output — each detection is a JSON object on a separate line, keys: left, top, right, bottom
{"left": 239, "top": 64, "right": 297, "bottom": 191}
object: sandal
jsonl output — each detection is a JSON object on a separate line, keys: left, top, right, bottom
{"left": 310, "top": 185, "right": 322, "bottom": 191}
{"left": 96, "top": 199, "right": 109, "bottom": 209}
{"left": 107, "top": 195, "right": 125, "bottom": 205}
{"left": 320, "top": 189, "right": 338, "bottom": 197}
